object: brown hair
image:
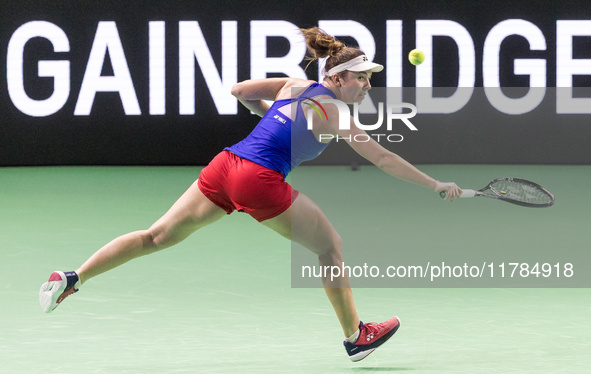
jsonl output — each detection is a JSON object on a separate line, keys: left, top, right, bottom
{"left": 300, "top": 27, "right": 364, "bottom": 76}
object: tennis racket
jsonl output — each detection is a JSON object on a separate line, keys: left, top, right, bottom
{"left": 440, "top": 177, "right": 555, "bottom": 208}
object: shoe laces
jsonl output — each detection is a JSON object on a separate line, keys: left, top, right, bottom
{"left": 364, "top": 321, "right": 391, "bottom": 337}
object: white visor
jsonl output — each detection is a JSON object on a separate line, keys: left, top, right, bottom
{"left": 325, "top": 55, "right": 384, "bottom": 76}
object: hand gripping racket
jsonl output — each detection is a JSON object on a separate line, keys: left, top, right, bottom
{"left": 440, "top": 177, "right": 555, "bottom": 208}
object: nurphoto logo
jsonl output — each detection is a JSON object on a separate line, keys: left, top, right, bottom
{"left": 306, "top": 99, "right": 418, "bottom": 143}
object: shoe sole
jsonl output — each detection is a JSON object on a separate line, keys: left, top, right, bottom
{"left": 349, "top": 318, "right": 401, "bottom": 362}
{"left": 39, "top": 271, "right": 67, "bottom": 313}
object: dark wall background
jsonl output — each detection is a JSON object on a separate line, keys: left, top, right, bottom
{"left": 1, "top": 0, "right": 590, "bottom": 166}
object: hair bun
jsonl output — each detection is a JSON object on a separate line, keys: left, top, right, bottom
{"left": 300, "top": 27, "right": 346, "bottom": 61}
{"left": 300, "top": 26, "right": 365, "bottom": 76}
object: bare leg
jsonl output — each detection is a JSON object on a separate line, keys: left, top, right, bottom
{"left": 76, "top": 180, "right": 226, "bottom": 284}
{"left": 261, "top": 193, "right": 360, "bottom": 337}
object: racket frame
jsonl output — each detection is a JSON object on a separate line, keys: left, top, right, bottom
{"left": 441, "top": 177, "right": 555, "bottom": 208}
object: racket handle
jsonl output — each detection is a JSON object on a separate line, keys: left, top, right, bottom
{"left": 439, "top": 189, "right": 476, "bottom": 199}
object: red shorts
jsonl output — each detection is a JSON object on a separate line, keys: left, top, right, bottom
{"left": 198, "top": 151, "right": 299, "bottom": 222}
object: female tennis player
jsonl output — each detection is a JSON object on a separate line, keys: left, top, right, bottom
{"left": 39, "top": 27, "right": 461, "bottom": 362}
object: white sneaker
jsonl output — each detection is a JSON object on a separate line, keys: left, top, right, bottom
{"left": 39, "top": 271, "right": 79, "bottom": 313}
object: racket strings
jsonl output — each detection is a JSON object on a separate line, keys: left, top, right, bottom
{"left": 490, "top": 180, "right": 553, "bottom": 204}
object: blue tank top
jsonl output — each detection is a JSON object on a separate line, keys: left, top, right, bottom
{"left": 225, "top": 83, "right": 336, "bottom": 178}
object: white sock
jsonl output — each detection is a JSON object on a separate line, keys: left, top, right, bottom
{"left": 71, "top": 271, "right": 81, "bottom": 290}
{"left": 345, "top": 328, "right": 360, "bottom": 343}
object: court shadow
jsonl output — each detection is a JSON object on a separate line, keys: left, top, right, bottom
{"left": 351, "top": 368, "right": 414, "bottom": 372}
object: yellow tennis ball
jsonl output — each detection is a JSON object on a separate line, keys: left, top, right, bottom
{"left": 408, "top": 49, "right": 425, "bottom": 65}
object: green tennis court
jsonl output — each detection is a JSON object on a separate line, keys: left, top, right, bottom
{"left": 1, "top": 165, "right": 589, "bottom": 373}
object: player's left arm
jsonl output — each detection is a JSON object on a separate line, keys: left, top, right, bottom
{"left": 231, "top": 78, "right": 286, "bottom": 117}
{"left": 231, "top": 78, "right": 312, "bottom": 117}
